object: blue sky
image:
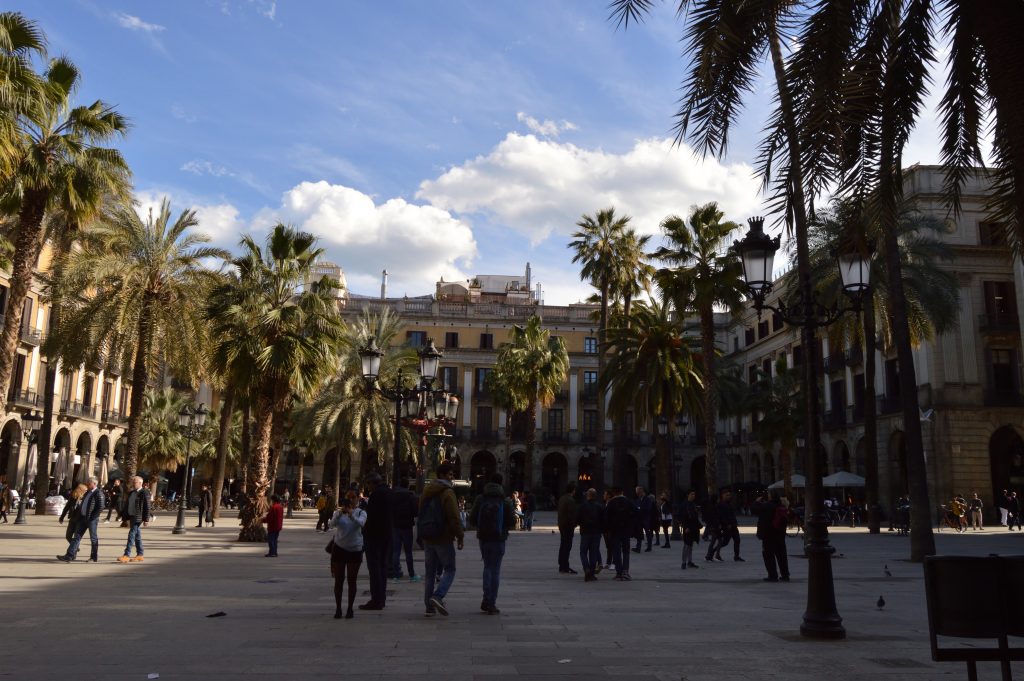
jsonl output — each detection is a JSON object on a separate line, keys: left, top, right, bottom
{"left": 20, "top": 1, "right": 948, "bottom": 303}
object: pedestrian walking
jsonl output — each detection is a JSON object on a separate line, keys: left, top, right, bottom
{"left": 118, "top": 476, "right": 150, "bottom": 563}
{"left": 418, "top": 463, "right": 464, "bottom": 616}
{"left": 1010, "top": 492, "right": 1022, "bottom": 531}
{"left": 999, "top": 489, "right": 1010, "bottom": 526}
{"left": 262, "top": 494, "right": 284, "bottom": 557}
{"left": 329, "top": 495, "right": 366, "bottom": 619}
{"left": 197, "top": 484, "right": 214, "bottom": 527}
{"left": 715, "top": 489, "right": 744, "bottom": 561}
{"left": 679, "top": 490, "right": 702, "bottom": 569}
{"left": 557, "top": 482, "right": 578, "bottom": 574}
{"left": 470, "top": 473, "right": 515, "bottom": 614}
{"left": 60, "top": 477, "right": 104, "bottom": 562}
{"left": 657, "top": 493, "right": 672, "bottom": 549}
{"left": 601, "top": 489, "right": 613, "bottom": 569}
{"left": 0, "top": 477, "right": 12, "bottom": 523}
{"left": 315, "top": 487, "right": 332, "bottom": 532}
{"left": 359, "top": 472, "right": 392, "bottom": 611}
{"left": 576, "top": 488, "right": 604, "bottom": 581}
{"left": 524, "top": 490, "right": 537, "bottom": 531}
{"left": 104, "top": 479, "right": 122, "bottom": 524}
{"left": 604, "top": 487, "right": 636, "bottom": 581}
{"left": 57, "top": 483, "right": 88, "bottom": 561}
{"left": 390, "top": 478, "right": 419, "bottom": 582}
{"left": 753, "top": 494, "right": 790, "bottom": 582}
{"left": 703, "top": 495, "right": 722, "bottom": 562}
{"left": 633, "top": 486, "right": 656, "bottom": 552}
{"left": 969, "top": 492, "right": 984, "bottom": 530}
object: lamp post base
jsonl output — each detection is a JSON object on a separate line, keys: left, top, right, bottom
{"left": 14, "top": 497, "right": 27, "bottom": 525}
{"left": 172, "top": 504, "right": 187, "bottom": 535}
{"left": 800, "top": 517, "right": 845, "bottom": 640}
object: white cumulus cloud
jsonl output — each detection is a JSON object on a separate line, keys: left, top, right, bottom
{"left": 417, "top": 133, "right": 762, "bottom": 244}
{"left": 516, "top": 112, "right": 578, "bottom": 138}
{"left": 253, "top": 181, "right": 478, "bottom": 296}
{"left": 115, "top": 13, "right": 165, "bottom": 32}
{"left": 181, "top": 160, "right": 230, "bottom": 177}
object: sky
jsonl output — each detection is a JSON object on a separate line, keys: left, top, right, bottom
{"left": 19, "top": 1, "right": 952, "bottom": 305}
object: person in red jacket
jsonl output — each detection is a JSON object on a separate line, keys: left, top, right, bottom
{"left": 262, "top": 494, "right": 284, "bottom": 557}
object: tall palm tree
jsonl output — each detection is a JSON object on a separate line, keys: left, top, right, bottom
{"left": 570, "top": 208, "right": 632, "bottom": 481}
{"left": 0, "top": 56, "right": 130, "bottom": 410}
{"left": 653, "top": 203, "right": 745, "bottom": 497}
{"left": 805, "top": 199, "right": 960, "bottom": 533}
{"left": 484, "top": 365, "right": 524, "bottom": 491}
{"left": 137, "top": 387, "right": 190, "bottom": 476}
{"left": 56, "top": 199, "right": 226, "bottom": 481}
{"left": 602, "top": 298, "right": 702, "bottom": 495}
{"left": 494, "top": 316, "right": 569, "bottom": 489}
{"left": 207, "top": 224, "right": 344, "bottom": 541}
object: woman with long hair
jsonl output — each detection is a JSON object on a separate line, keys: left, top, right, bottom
{"left": 58, "top": 484, "right": 88, "bottom": 552}
{"left": 328, "top": 493, "right": 366, "bottom": 619}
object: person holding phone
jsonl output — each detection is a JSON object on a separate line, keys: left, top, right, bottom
{"left": 329, "top": 495, "right": 367, "bottom": 619}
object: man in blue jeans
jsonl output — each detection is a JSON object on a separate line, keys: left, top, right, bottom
{"left": 418, "top": 463, "right": 464, "bottom": 616}
{"left": 389, "top": 478, "right": 419, "bottom": 581}
{"left": 470, "top": 473, "right": 515, "bottom": 614}
{"left": 118, "top": 476, "right": 150, "bottom": 563}
{"left": 604, "top": 487, "right": 636, "bottom": 580}
{"left": 576, "top": 488, "right": 604, "bottom": 581}
{"left": 58, "top": 476, "right": 105, "bottom": 562}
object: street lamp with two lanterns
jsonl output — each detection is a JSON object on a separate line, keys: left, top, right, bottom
{"left": 172, "top": 403, "right": 208, "bottom": 535}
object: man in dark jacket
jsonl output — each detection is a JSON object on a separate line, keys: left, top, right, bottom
{"left": 104, "top": 478, "right": 122, "bottom": 523}
{"left": 753, "top": 494, "right": 790, "bottom": 581}
{"left": 390, "top": 478, "right": 419, "bottom": 581}
{"left": 419, "top": 463, "right": 465, "bottom": 616}
{"left": 680, "top": 490, "right": 702, "bottom": 569}
{"left": 470, "top": 474, "right": 515, "bottom": 614}
{"left": 118, "top": 476, "right": 150, "bottom": 562}
{"left": 59, "top": 476, "right": 105, "bottom": 562}
{"left": 359, "top": 472, "right": 392, "bottom": 610}
{"left": 703, "top": 496, "right": 721, "bottom": 562}
{"left": 557, "top": 483, "right": 578, "bottom": 574}
{"left": 716, "top": 489, "right": 744, "bottom": 561}
{"left": 197, "top": 484, "right": 213, "bottom": 527}
{"left": 604, "top": 487, "right": 636, "bottom": 580}
{"left": 633, "top": 486, "right": 657, "bottom": 552}
{"left": 576, "top": 488, "right": 604, "bottom": 581}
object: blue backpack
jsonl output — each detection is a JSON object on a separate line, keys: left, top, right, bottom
{"left": 417, "top": 494, "right": 446, "bottom": 540}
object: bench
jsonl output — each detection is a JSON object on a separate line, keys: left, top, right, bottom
{"left": 924, "top": 555, "right": 1024, "bottom": 680}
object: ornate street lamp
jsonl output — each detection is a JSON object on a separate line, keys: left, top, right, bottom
{"left": 359, "top": 338, "right": 460, "bottom": 488}
{"left": 13, "top": 411, "right": 43, "bottom": 525}
{"left": 734, "top": 215, "right": 871, "bottom": 641}
{"left": 172, "top": 403, "right": 208, "bottom": 535}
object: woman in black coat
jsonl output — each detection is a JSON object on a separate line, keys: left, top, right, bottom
{"left": 59, "top": 484, "right": 87, "bottom": 542}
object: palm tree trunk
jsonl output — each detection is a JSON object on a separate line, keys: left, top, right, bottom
{"left": 700, "top": 307, "right": 717, "bottom": 498}
{"left": 975, "top": 2, "right": 1024, "bottom": 244}
{"left": 862, "top": 296, "right": 880, "bottom": 533}
{"left": 267, "top": 405, "right": 286, "bottom": 491}
{"left": 239, "top": 403, "right": 251, "bottom": 496}
{"left": 505, "top": 409, "right": 513, "bottom": 493}
{"left": 598, "top": 279, "right": 610, "bottom": 483}
{"left": 239, "top": 385, "right": 273, "bottom": 542}
{"left": 33, "top": 361, "right": 58, "bottom": 513}
{"left": 655, "top": 415, "right": 671, "bottom": 497}
{"left": 123, "top": 297, "right": 155, "bottom": 478}
{"left": 781, "top": 444, "right": 793, "bottom": 501}
{"left": 525, "top": 398, "right": 537, "bottom": 491}
{"left": 210, "top": 384, "right": 235, "bottom": 519}
{"left": 0, "top": 189, "right": 47, "bottom": 411}
{"left": 295, "top": 457, "right": 304, "bottom": 511}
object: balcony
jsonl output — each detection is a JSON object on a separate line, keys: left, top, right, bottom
{"left": 553, "top": 389, "right": 569, "bottom": 403}
{"left": 879, "top": 396, "right": 902, "bottom": 415}
{"left": 102, "top": 410, "right": 129, "bottom": 426}
{"left": 8, "top": 389, "right": 39, "bottom": 408}
{"left": 581, "top": 385, "right": 599, "bottom": 403}
{"left": 60, "top": 400, "right": 97, "bottom": 419}
{"left": 470, "top": 428, "right": 500, "bottom": 442}
{"left": 823, "top": 409, "right": 848, "bottom": 428}
{"left": 845, "top": 347, "right": 864, "bottom": 368}
{"left": 19, "top": 326, "right": 41, "bottom": 346}
{"left": 543, "top": 430, "right": 568, "bottom": 444}
{"left": 823, "top": 354, "right": 847, "bottom": 374}
{"left": 979, "top": 313, "right": 1020, "bottom": 335}
{"left": 985, "top": 390, "right": 1024, "bottom": 408}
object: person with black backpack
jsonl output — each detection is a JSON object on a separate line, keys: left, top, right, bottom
{"left": 469, "top": 473, "right": 515, "bottom": 614}
{"left": 417, "top": 463, "right": 464, "bottom": 617}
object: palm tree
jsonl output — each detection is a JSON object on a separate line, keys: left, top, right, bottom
{"left": 570, "top": 208, "right": 632, "bottom": 480}
{"left": 653, "top": 203, "right": 745, "bottom": 497}
{"left": 0, "top": 12, "right": 45, "bottom": 176}
{"left": 57, "top": 199, "right": 226, "bottom": 481}
{"left": 494, "top": 316, "right": 569, "bottom": 489}
{"left": 747, "top": 357, "right": 803, "bottom": 501}
{"left": 0, "top": 55, "right": 130, "bottom": 410}
{"left": 484, "top": 365, "right": 525, "bottom": 491}
{"left": 602, "top": 298, "right": 703, "bottom": 495}
{"left": 805, "top": 199, "right": 960, "bottom": 533}
{"left": 207, "top": 224, "right": 344, "bottom": 541}
{"left": 137, "top": 387, "right": 190, "bottom": 476}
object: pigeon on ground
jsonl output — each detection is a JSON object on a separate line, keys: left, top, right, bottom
{"left": 876, "top": 596, "right": 885, "bottom": 610}
{"left": 884, "top": 564, "right": 892, "bottom": 577}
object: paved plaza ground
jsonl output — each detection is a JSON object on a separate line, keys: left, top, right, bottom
{"left": 1, "top": 509, "right": 1021, "bottom": 680}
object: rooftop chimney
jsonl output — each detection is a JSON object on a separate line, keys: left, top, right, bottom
{"left": 381, "top": 269, "right": 388, "bottom": 300}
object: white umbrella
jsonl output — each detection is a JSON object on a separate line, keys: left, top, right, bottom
{"left": 822, "top": 470, "right": 866, "bottom": 487}
{"left": 768, "top": 474, "right": 806, "bottom": 490}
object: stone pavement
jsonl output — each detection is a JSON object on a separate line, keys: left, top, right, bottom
{"left": 1, "top": 509, "right": 1021, "bottom": 680}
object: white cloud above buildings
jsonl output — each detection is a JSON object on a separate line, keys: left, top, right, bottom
{"left": 417, "top": 132, "right": 763, "bottom": 244}
{"left": 114, "top": 13, "right": 165, "bottom": 32}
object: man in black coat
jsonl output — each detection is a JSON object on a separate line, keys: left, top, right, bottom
{"left": 576, "top": 488, "right": 604, "bottom": 581}
{"left": 753, "top": 494, "right": 790, "bottom": 581}
{"left": 59, "top": 476, "right": 105, "bottom": 562}
{"left": 359, "top": 472, "right": 393, "bottom": 610}
{"left": 715, "top": 490, "right": 744, "bottom": 561}
{"left": 197, "top": 484, "right": 214, "bottom": 527}
{"left": 389, "top": 478, "right": 418, "bottom": 580}
{"left": 604, "top": 487, "right": 636, "bottom": 581}
{"left": 633, "top": 486, "right": 657, "bottom": 552}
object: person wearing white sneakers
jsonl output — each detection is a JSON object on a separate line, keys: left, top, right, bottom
{"left": 118, "top": 476, "right": 150, "bottom": 563}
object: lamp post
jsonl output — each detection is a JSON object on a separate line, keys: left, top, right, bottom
{"left": 660, "top": 414, "right": 688, "bottom": 540}
{"left": 172, "top": 403, "right": 208, "bottom": 535}
{"left": 13, "top": 411, "right": 43, "bottom": 525}
{"left": 733, "top": 215, "right": 871, "bottom": 640}
{"left": 359, "top": 338, "right": 460, "bottom": 488}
